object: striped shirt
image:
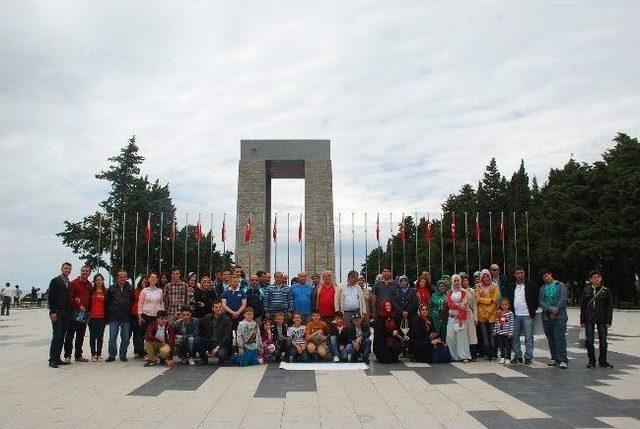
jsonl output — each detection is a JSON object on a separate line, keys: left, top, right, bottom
{"left": 163, "top": 281, "right": 189, "bottom": 316}
{"left": 264, "top": 284, "right": 293, "bottom": 313}
{"left": 493, "top": 310, "right": 515, "bottom": 336}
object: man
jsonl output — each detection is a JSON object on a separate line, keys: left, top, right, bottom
{"left": 580, "top": 270, "right": 614, "bottom": 369}
{"left": 63, "top": 265, "right": 92, "bottom": 363}
{"left": 340, "top": 270, "right": 367, "bottom": 324}
{"left": 173, "top": 306, "right": 200, "bottom": 365}
{"left": 505, "top": 266, "right": 539, "bottom": 365}
{"left": 265, "top": 271, "right": 294, "bottom": 319}
{"left": 221, "top": 273, "right": 247, "bottom": 328}
{"left": 312, "top": 270, "right": 341, "bottom": 324}
{"left": 490, "top": 264, "right": 508, "bottom": 299}
{"left": 144, "top": 310, "right": 175, "bottom": 367}
{"left": 1, "top": 283, "right": 12, "bottom": 315}
{"left": 348, "top": 313, "right": 371, "bottom": 364}
{"left": 163, "top": 267, "right": 189, "bottom": 320}
{"left": 291, "top": 272, "right": 314, "bottom": 321}
{"left": 371, "top": 267, "right": 398, "bottom": 318}
{"left": 48, "top": 263, "right": 73, "bottom": 368}
{"left": 220, "top": 270, "right": 231, "bottom": 291}
{"left": 13, "top": 285, "right": 22, "bottom": 307}
{"left": 539, "top": 268, "right": 568, "bottom": 369}
{"left": 234, "top": 265, "right": 249, "bottom": 290}
{"left": 197, "top": 300, "right": 233, "bottom": 364}
{"left": 193, "top": 276, "right": 216, "bottom": 318}
{"left": 244, "top": 274, "right": 265, "bottom": 323}
{"left": 105, "top": 270, "right": 134, "bottom": 362}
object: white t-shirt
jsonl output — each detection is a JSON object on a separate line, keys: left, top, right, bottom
{"left": 513, "top": 284, "right": 529, "bottom": 317}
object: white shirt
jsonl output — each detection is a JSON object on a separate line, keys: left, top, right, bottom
{"left": 343, "top": 283, "right": 360, "bottom": 311}
{"left": 513, "top": 283, "right": 529, "bottom": 317}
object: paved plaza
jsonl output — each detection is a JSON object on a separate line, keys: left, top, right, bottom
{"left": 1, "top": 308, "right": 639, "bottom": 429}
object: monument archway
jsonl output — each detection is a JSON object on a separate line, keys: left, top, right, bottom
{"left": 235, "top": 140, "right": 335, "bottom": 274}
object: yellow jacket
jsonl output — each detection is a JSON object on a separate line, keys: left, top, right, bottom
{"left": 475, "top": 284, "right": 499, "bottom": 323}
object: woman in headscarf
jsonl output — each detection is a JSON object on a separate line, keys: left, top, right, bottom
{"left": 446, "top": 274, "right": 471, "bottom": 362}
{"left": 428, "top": 280, "right": 448, "bottom": 340}
{"left": 476, "top": 268, "right": 499, "bottom": 361}
{"left": 407, "top": 303, "right": 440, "bottom": 363}
{"left": 460, "top": 273, "right": 479, "bottom": 360}
{"left": 416, "top": 276, "right": 431, "bottom": 307}
{"left": 372, "top": 300, "right": 403, "bottom": 363}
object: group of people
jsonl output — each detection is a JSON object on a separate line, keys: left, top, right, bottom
{"left": 0, "top": 283, "right": 44, "bottom": 315}
{"left": 46, "top": 261, "right": 615, "bottom": 371}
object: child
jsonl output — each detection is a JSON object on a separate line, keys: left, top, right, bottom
{"left": 287, "top": 312, "right": 307, "bottom": 362}
{"left": 144, "top": 310, "right": 175, "bottom": 367}
{"left": 493, "top": 298, "right": 514, "bottom": 364}
{"left": 272, "top": 312, "right": 289, "bottom": 361}
{"left": 235, "top": 307, "right": 261, "bottom": 367}
{"left": 330, "top": 312, "right": 353, "bottom": 362}
{"left": 260, "top": 318, "right": 277, "bottom": 363}
{"left": 305, "top": 310, "right": 329, "bottom": 360}
{"left": 348, "top": 314, "right": 371, "bottom": 364}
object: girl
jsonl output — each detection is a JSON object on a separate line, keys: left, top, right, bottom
{"left": 89, "top": 274, "right": 107, "bottom": 362}
{"left": 260, "top": 318, "right": 277, "bottom": 363}
{"left": 446, "top": 275, "right": 471, "bottom": 362}
{"left": 137, "top": 272, "right": 164, "bottom": 359}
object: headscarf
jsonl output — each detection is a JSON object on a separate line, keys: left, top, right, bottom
{"left": 450, "top": 274, "right": 462, "bottom": 290}
{"left": 478, "top": 269, "right": 495, "bottom": 293}
{"left": 418, "top": 305, "right": 431, "bottom": 330}
{"left": 378, "top": 299, "right": 395, "bottom": 318}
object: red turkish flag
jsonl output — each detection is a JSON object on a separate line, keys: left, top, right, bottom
{"left": 244, "top": 216, "right": 252, "bottom": 243}
{"left": 475, "top": 212, "right": 481, "bottom": 242}
{"left": 425, "top": 216, "right": 433, "bottom": 241}
{"left": 297, "top": 214, "right": 303, "bottom": 242}
{"left": 498, "top": 212, "right": 505, "bottom": 243}
{"left": 168, "top": 216, "right": 176, "bottom": 243}
{"left": 398, "top": 216, "right": 406, "bottom": 242}
{"left": 144, "top": 215, "right": 151, "bottom": 243}
{"left": 450, "top": 213, "right": 457, "bottom": 242}
{"left": 195, "top": 218, "right": 203, "bottom": 242}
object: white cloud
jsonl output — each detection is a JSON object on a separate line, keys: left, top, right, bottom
{"left": 1, "top": 1, "right": 639, "bottom": 285}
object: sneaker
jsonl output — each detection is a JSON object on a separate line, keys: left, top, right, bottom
{"left": 547, "top": 360, "right": 557, "bottom": 366}
{"left": 75, "top": 357, "right": 89, "bottom": 363}
{"left": 524, "top": 358, "right": 532, "bottom": 366}
{"left": 64, "top": 357, "right": 72, "bottom": 364}
{"left": 189, "top": 358, "right": 196, "bottom": 366}
{"left": 91, "top": 355, "right": 97, "bottom": 362}
{"left": 144, "top": 360, "right": 157, "bottom": 367}
{"left": 57, "top": 359, "right": 71, "bottom": 365}
{"left": 559, "top": 362, "right": 567, "bottom": 369}
{"left": 105, "top": 356, "right": 115, "bottom": 362}
{"left": 120, "top": 356, "right": 128, "bottom": 362}
{"left": 599, "top": 362, "right": 614, "bottom": 369}
{"left": 49, "top": 361, "right": 59, "bottom": 368}
{"left": 333, "top": 355, "right": 340, "bottom": 363}
{"left": 587, "top": 362, "right": 596, "bottom": 368}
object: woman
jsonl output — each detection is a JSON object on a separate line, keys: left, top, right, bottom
{"left": 461, "top": 273, "right": 479, "bottom": 360}
{"left": 446, "top": 274, "right": 471, "bottom": 362}
{"left": 428, "top": 280, "right": 448, "bottom": 340}
{"left": 372, "top": 300, "right": 403, "bottom": 363}
{"left": 407, "top": 304, "right": 440, "bottom": 363}
{"left": 131, "top": 275, "right": 147, "bottom": 358}
{"left": 416, "top": 276, "right": 431, "bottom": 307}
{"left": 137, "top": 272, "right": 164, "bottom": 358}
{"left": 88, "top": 274, "right": 107, "bottom": 362}
{"left": 476, "top": 269, "right": 499, "bottom": 361}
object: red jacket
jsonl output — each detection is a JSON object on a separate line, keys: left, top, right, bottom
{"left": 145, "top": 321, "right": 175, "bottom": 358}
{"left": 70, "top": 277, "right": 92, "bottom": 311}
{"left": 132, "top": 288, "right": 142, "bottom": 315}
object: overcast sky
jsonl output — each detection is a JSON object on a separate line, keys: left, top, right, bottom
{"left": 1, "top": 1, "right": 639, "bottom": 287}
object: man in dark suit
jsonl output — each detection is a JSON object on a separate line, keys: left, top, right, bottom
{"left": 505, "top": 266, "right": 539, "bottom": 365}
{"left": 48, "top": 262, "right": 73, "bottom": 368}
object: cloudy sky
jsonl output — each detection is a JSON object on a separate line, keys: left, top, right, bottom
{"left": 1, "top": 1, "right": 639, "bottom": 287}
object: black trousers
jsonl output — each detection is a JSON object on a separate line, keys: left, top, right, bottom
{"left": 64, "top": 320, "right": 88, "bottom": 359}
{"left": 1, "top": 297, "right": 11, "bottom": 315}
{"left": 49, "top": 313, "right": 69, "bottom": 363}
{"left": 586, "top": 322, "right": 608, "bottom": 364}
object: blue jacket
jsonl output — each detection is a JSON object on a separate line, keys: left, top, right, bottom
{"left": 291, "top": 282, "right": 314, "bottom": 316}
{"left": 539, "top": 281, "right": 568, "bottom": 321}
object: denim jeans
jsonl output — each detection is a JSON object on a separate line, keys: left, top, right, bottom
{"left": 542, "top": 318, "right": 567, "bottom": 363}
{"left": 478, "top": 322, "right": 495, "bottom": 359}
{"left": 108, "top": 320, "right": 131, "bottom": 359}
{"left": 175, "top": 336, "right": 198, "bottom": 358}
{"left": 585, "top": 322, "right": 608, "bottom": 364}
{"left": 330, "top": 336, "right": 355, "bottom": 360}
{"left": 88, "top": 318, "right": 106, "bottom": 356}
{"left": 512, "top": 315, "right": 534, "bottom": 360}
{"left": 353, "top": 338, "right": 371, "bottom": 361}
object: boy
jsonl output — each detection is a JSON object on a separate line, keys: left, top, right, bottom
{"left": 272, "top": 312, "right": 290, "bottom": 361}
{"left": 493, "top": 298, "right": 514, "bottom": 364}
{"left": 144, "top": 310, "right": 175, "bottom": 367}
{"left": 287, "top": 312, "right": 307, "bottom": 362}
{"left": 580, "top": 270, "right": 614, "bottom": 368}
{"left": 173, "top": 306, "right": 200, "bottom": 365}
{"left": 330, "top": 312, "right": 353, "bottom": 362}
{"left": 235, "top": 307, "right": 261, "bottom": 367}
{"left": 305, "top": 310, "right": 329, "bottom": 360}
{"left": 348, "top": 314, "right": 371, "bottom": 364}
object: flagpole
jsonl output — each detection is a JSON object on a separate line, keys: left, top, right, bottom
{"left": 513, "top": 211, "right": 518, "bottom": 268}
{"left": 197, "top": 213, "right": 201, "bottom": 281}
{"left": 248, "top": 213, "right": 253, "bottom": 276}
{"left": 427, "top": 213, "right": 432, "bottom": 275}
{"left": 287, "top": 213, "right": 290, "bottom": 281}
{"left": 464, "top": 211, "right": 469, "bottom": 275}
{"left": 121, "top": 212, "right": 126, "bottom": 270}
{"left": 439, "top": 212, "right": 444, "bottom": 276}
{"left": 402, "top": 213, "right": 406, "bottom": 275}
{"left": 109, "top": 214, "right": 114, "bottom": 286}
{"left": 489, "top": 211, "right": 493, "bottom": 263}
{"left": 184, "top": 212, "right": 188, "bottom": 276}
{"left": 415, "top": 212, "right": 419, "bottom": 278}
{"left": 452, "top": 212, "right": 456, "bottom": 274}
{"left": 274, "top": 213, "right": 278, "bottom": 272}
{"left": 222, "top": 213, "right": 226, "bottom": 270}
{"left": 476, "top": 212, "right": 481, "bottom": 272}
{"left": 97, "top": 213, "right": 102, "bottom": 274}
{"left": 338, "top": 212, "right": 343, "bottom": 281}
{"left": 299, "top": 213, "right": 303, "bottom": 273}
{"left": 351, "top": 212, "right": 355, "bottom": 272}
{"left": 525, "top": 211, "right": 531, "bottom": 280}
{"left": 134, "top": 212, "right": 139, "bottom": 282}
{"left": 325, "top": 212, "right": 329, "bottom": 271}
{"left": 364, "top": 212, "right": 368, "bottom": 284}
{"left": 159, "top": 212, "right": 164, "bottom": 277}
{"left": 209, "top": 213, "right": 214, "bottom": 279}
{"left": 171, "top": 213, "right": 176, "bottom": 267}
{"left": 146, "top": 212, "right": 151, "bottom": 275}
{"left": 389, "top": 212, "right": 394, "bottom": 276}
{"left": 376, "top": 213, "right": 381, "bottom": 274}
{"left": 501, "top": 212, "right": 506, "bottom": 274}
